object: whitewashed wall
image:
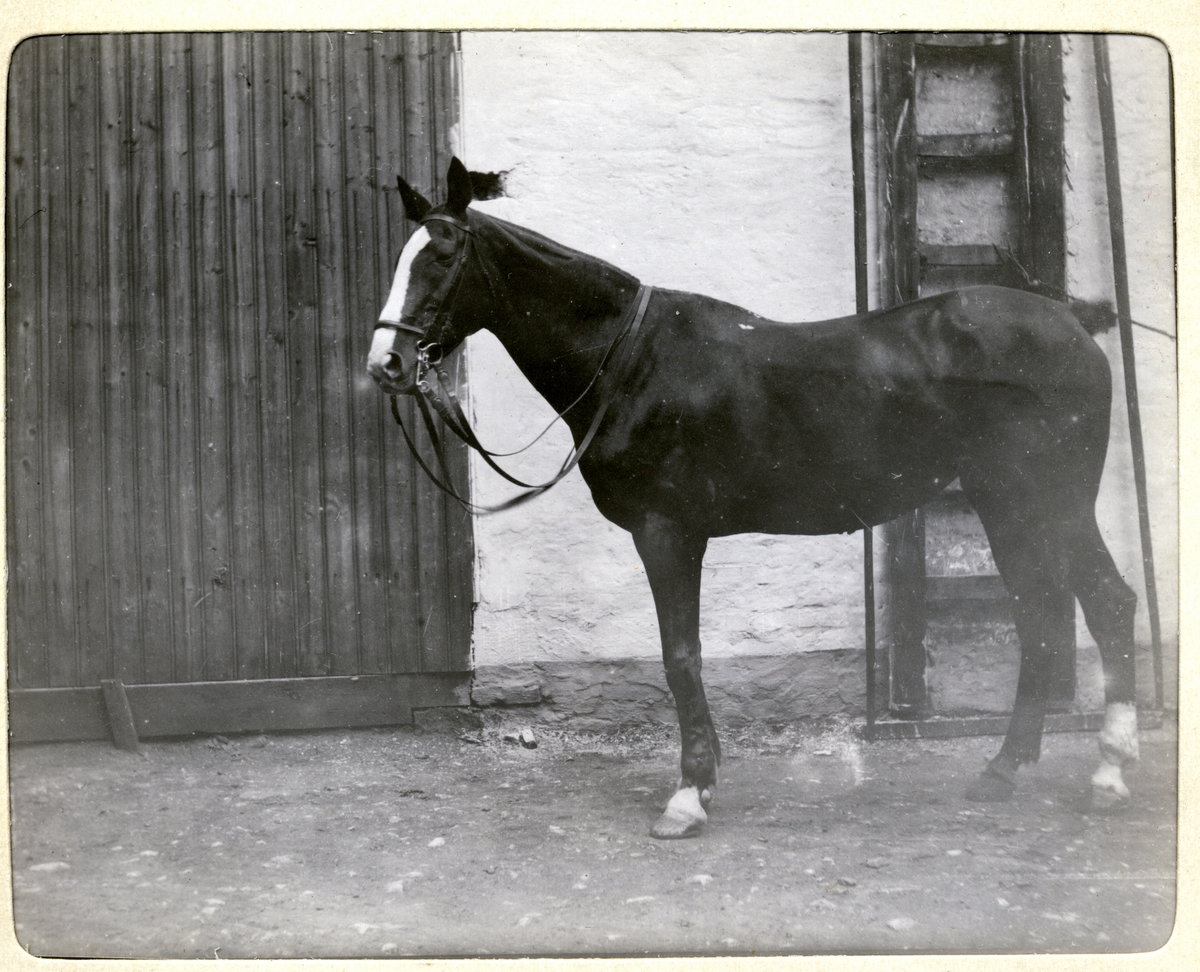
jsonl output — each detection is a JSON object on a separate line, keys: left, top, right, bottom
{"left": 1062, "top": 35, "right": 1177, "bottom": 696}
{"left": 452, "top": 32, "right": 1176, "bottom": 721}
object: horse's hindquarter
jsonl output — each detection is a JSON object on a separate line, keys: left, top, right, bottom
{"left": 581, "top": 287, "right": 1109, "bottom": 537}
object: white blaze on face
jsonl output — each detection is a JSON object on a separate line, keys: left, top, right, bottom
{"left": 378, "top": 225, "right": 432, "bottom": 326}
{"left": 368, "top": 226, "right": 432, "bottom": 376}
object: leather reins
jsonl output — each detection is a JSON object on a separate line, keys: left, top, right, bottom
{"left": 379, "top": 212, "right": 653, "bottom": 515}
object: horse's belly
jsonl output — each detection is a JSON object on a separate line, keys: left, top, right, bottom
{"left": 705, "top": 462, "right": 954, "bottom": 537}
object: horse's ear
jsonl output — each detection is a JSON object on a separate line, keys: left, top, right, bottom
{"left": 397, "top": 176, "right": 431, "bottom": 223}
{"left": 446, "top": 157, "right": 473, "bottom": 217}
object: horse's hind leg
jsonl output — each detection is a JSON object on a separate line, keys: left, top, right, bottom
{"left": 961, "top": 495, "right": 1075, "bottom": 801}
{"left": 1070, "top": 515, "right": 1139, "bottom": 807}
{"left": 632, "top": 513, "right": 719, "bottom": 839}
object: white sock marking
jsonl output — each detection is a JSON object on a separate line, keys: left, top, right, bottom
{"left": 1098, "top": 701, "right": 1139, "bottom": 763}
{"left": 664, "top": 786, "right": 706, "bottom": 823}
{"left": 1092, "top": 701, "right": 1138, "bottom": 801}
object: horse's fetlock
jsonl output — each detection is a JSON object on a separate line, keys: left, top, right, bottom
{"left": 1098, "top": 701, "right": 1139, "bottom": 764}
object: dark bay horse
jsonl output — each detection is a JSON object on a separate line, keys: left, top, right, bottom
{"left": 367, "top": 158, "right": 1140, "bottom": 839}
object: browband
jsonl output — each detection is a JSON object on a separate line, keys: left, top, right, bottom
{"left": 421, "top": 212, "right": 471, "bottom": 233}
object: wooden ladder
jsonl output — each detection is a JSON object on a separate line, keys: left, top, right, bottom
{"left": 876, "top": 33, "right": 1073, "bottom": 718}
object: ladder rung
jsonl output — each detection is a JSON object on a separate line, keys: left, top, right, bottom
{"left": 917, "top": 132, "right": 1014, "bottom": 158}
{"left": 926, "top": 574, "right": 1008, "bottom": 602}
{"left": 915, "top": 33, "right": 1011, "bottom": 49}
{"left": 919, "top": 244, "right": 1004, "bottom": 266}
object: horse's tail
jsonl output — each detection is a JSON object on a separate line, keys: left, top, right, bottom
{"left": 1066, "top": 298, "right": 1118, "bottom": 336}
{"left": 994, "top": 248, "right": 1117, "bottom": 336}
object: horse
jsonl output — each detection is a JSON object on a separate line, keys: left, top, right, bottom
{"left": 367, "top": 158, "right": 1140, "bottom": 839}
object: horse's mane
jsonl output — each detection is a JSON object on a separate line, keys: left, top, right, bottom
{"left": 468, "top": 209, "right": 639, "bottom": 300}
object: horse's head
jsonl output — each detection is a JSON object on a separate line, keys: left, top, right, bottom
{"left": 367, "top": 157, "right": 476, "bottom": 396}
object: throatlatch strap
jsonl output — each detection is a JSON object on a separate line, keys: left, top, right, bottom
{"left": 391, "top": 284, "right": 653, "bottom": 515}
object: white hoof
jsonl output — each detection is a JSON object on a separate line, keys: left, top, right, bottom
{"left": 1091, "top": 761, "right": 1131, "bottom": 801}
{"left": 650, "top": 786, "right": 707, "bottom": 840}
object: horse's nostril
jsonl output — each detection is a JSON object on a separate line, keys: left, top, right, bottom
{"left": 382, "top": 352, "right": 404, "bottom": 377}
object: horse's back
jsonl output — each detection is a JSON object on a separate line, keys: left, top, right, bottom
{"left": 588, "top": 285, "right": 1111, "bottom": 536}
{"left": 745, "top": 285, "right": 1108, "bottom": 402}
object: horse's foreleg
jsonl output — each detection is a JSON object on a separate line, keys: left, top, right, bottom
{"left": 632, "top": 515, "right": 715, "bottom": 839}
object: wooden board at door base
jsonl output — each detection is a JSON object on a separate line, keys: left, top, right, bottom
{"left": 8, "top": 673, "right": 470, "bottom": 744}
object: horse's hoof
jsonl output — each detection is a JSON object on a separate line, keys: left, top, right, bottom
{"left": 1089, "top": 784, "right": 1130, "bottom": 813}
{"left": 965, "top": 769, "right": 1015, "bottom": 802}
{"left": 1090, "top": 762, "right": 1131, "bottom": 812}
{"left": 650, "top": 786, "right": 707, "bottom": 840}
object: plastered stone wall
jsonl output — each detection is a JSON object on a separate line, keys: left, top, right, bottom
{"left": 453, "top": 32, "right": 1176, "bottom": 721}
{"left": 457, "top": 32, "right": 870, "bottom": 718}
{"left": 1062, "top": 35, "right": 1177, "bottom": 700}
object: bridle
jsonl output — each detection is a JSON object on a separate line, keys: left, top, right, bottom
{"left": 377, "top": 210, "right": 653, "bottom": 514}
{"left": 375, "top": 211, "right": 475, "bottom": 374}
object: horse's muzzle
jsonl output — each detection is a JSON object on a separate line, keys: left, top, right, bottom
{"left": 367, "top": 349, "right": 418, "bottom": 395}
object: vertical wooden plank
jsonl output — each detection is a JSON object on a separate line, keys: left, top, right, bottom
{"left": 402, "top": 31, "right": 453, "bottom": 675}
{"left": 311, "top": 32, "right": 364, "bottom": 675}
{"left": 160, "top": 33, "right": 206, "bottom": 682}
{"left": 36, "top": 38, "right": 78, "bottom": 687}
{"left": 6, "top": 39, "right": 50, "bottom": 688}
{"left": 282, "top": 33, "right": 332, "bottom": 676}
{"left": 97, "top": 35, "right": 145, "bottom": 683}
{"left": 251, "top": 32, "right": 301, "bottom": 678}
{"left": 1021, "top": 33, "right": 1074, "bottom": 704}
{"left": 129, "top": 33, "right": 177, "bottom": 684}
{"left": 887, "top": 508, "right": 927, "bottom": 716}
{"left": 1023, "top": 34, "right": 1067, "bottom": 295}
{"left": 187, "top": 34, "right": 237, "bottom": 681}
{"left": 64, "top": 34, "right": 113, "bottom": 687}
{"left": 343, "top": 32, "right": 396, "bottom": 676}
{"left": 221, "top": 33, "right": 269, "bottom": 681}
{"left": 875, "top": 34, "right": 919, "bottom": 307}
{"left": 876, "top": 35, "right": 927, "bottom": 715}
{"left": 373, "top": 33, "right": 423, "bottom": 674}
{"left": 433, "top": 32, "right": 473, "bottom": 672}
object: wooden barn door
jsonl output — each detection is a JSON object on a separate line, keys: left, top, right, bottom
{"left": 876, "top": 33, "right": 1073, "bottom": 717}
{"left": 6, "top": 32, "right": 473, "bottom": 742}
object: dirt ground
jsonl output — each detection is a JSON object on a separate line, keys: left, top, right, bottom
{"left": 7, "top": 717, "right": 1176, "bottom": 959}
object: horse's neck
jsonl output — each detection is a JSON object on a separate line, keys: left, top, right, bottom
{"left": 477, "top": 221, "right": 640, "bottom": 415}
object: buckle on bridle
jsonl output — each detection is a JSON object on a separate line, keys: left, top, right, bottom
{"left": 414, "top": 339, "right": 445, "bottom": 395}
{"left": 417, "top": 339, "right": 444, "bottom": 365}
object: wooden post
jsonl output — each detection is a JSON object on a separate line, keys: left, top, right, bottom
{"left": 848, "top": 33, "right": 877, "bottom": 738}
{"left": 100, "top": 679, "right": 141, "bottom": 753}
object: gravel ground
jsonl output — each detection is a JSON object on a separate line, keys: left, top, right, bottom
{"left": 7, "top": 717, "right": 1176, "bottom": 959}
